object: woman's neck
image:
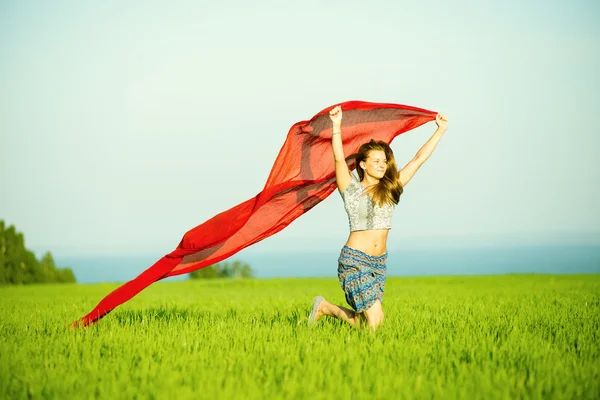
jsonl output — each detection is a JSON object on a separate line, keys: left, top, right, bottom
{"left": 361, "top": 175, "right": 380, "bottom": 188}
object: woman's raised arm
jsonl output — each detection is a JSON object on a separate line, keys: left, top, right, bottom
{"left": 329, "top": 105, "right": 352, "bottom": 192}
{"left": 415, "top": 113, "right": 448, "bottom": 162}
{"left": 398, "top": 113, "right": 448, "bottom": 187}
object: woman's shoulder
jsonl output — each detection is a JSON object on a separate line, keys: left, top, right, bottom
{"left": 340, "top": 173, "right": 361, "bottom": 197}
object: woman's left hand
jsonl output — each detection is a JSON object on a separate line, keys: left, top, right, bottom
{"left": 436, "top": 113, "right": 448, "bottom": 130}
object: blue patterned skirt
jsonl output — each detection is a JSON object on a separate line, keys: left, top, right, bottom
{"left": 337, "top": 245, "right": 387, "bottom": 313}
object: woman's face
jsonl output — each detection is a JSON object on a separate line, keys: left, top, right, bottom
{"left": 361, "top": 150, "right": 387, "bottom": 179}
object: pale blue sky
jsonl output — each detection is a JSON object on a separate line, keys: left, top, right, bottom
{"left": 1, "top": 0, "right": 599, "bottom": 257}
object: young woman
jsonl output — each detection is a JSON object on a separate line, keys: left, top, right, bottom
{"left": 308, "top": 105, "right": 448, "bottom": 331}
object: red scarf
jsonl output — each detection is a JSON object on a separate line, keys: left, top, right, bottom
{"left": 71, "top": 100, "right": 436, "bottom": 327}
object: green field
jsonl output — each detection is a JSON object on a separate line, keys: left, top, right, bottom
{"left": 1, "top": 275, "right": 599, "bottom": 399}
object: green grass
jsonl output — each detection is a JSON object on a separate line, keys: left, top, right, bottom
{"left": 1, "top": 275, "right": 599, "bottom": 399}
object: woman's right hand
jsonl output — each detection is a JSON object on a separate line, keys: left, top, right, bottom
{"left": 329, "top": 105, "right": 343, "bottom": 127}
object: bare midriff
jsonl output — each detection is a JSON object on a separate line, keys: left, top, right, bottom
{"left": 345, "top": 229, "right": 389, "bottom": 256}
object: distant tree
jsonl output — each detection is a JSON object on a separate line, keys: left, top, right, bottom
{"left": 240, "top": 263, "right": 253, "bottom": 279}
{"left": 188, "top": 264, "right": 220, "bottom": 279}
{"left": 0, "top": 220, "right": 76, "bottom": 285}
{"left": 189, "top": 260, "right": 254, "bottom": 280}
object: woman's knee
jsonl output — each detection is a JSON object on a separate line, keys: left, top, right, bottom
{"left": 366, "top": 315, "right": 382, "bottom": 330}
{"left": 363, "top": 301, "right": 384, "bottom": 329}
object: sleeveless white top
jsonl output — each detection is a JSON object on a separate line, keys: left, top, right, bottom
{"left": 339, "top": 174, "right": 395, "bottom": 231}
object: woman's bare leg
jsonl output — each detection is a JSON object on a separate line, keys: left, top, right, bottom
{"left": 310, "top": 297, "right": 363, "bottom": 328}
{"left": 363, "top": 299, "right": 384, "bottom": 331}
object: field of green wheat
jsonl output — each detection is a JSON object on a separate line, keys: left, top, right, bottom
{"left": 1, "top": 274, "right": 599, "bottom": 399}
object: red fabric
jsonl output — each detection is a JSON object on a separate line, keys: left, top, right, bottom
{"left": 71, "top": 100, "right": 436, "bottom": 327}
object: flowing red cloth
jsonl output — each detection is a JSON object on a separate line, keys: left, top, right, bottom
{"left": 71, "top": 100, "right": 436, "bottom": 327}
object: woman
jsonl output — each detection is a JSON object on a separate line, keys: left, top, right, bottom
{"left": 308, "top": 105, "right": 448, "bottom": 331}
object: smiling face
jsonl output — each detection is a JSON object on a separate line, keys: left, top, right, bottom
{"left": 355, "top": 139, "right": 402, "bottom": 206}
{"left": 360, "top": 150, "right": 388, "bottom": 180}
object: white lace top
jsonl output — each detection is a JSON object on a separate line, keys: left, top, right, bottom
{"left": 339, "top": 174, "right": 395, "bottom": 231}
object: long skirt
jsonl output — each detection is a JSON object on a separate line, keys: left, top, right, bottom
{"left": 337, "top": 245, "right": 388, "bottom": 313}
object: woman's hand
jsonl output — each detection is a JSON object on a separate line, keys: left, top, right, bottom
{"left": 329, "top": 105, "right": 343, "bottom": 128}
{"left": 436, "top": 113, "right": 448, "bottom": 130}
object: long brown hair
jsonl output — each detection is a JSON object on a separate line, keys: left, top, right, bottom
{"left": 356, "top": 140, "right": 403, "bottom": 206}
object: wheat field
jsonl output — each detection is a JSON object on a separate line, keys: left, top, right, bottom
{"left": 1, "top": 274, "right": 598, "bottom": 399}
